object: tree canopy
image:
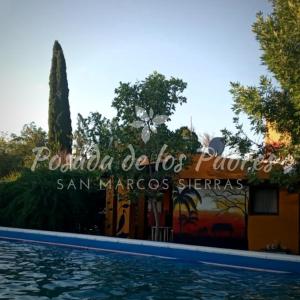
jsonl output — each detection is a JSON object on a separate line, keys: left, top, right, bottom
{"left": 0, "top": 123, "right": 47, "bottom": 178}
{"left": 73, "top": 72, "right": 201, "bottom": 238}
{"left": 112, "top": 72, "right": 187, "bottom": 125}
{"left": 48, "top": 40, "right": 72, "bottom": 154}
{"left": 222, "top": 0, "right": 300, "bottom": 188}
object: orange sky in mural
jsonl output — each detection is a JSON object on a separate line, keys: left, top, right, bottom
{"left": 173, "top": 211, "right": 245, "bottom": 239}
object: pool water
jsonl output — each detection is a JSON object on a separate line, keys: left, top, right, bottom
{"left": 0, "top": 240, "right": 300, "bottom": 299}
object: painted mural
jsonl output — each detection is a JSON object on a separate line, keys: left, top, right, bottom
{"left": 173, "top": 185, "right": 249, "bottom": 249}
{"left": 116, "top": 191, "right": 131, "bottom": 238}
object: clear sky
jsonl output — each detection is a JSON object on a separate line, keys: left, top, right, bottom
{"left": 0, "top": 0, "right": 271, "bottom": 138}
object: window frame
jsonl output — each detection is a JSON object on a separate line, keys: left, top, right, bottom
{"left": 249, "top": 185, "right": 279, "bottom": 216}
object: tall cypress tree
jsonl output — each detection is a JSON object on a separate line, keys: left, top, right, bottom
{"left": 48, "top": 41, "right": 72, "bottom": 153}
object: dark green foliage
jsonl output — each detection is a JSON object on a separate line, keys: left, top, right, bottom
{"left": 0, "top": 123, "right": 47, "bottom": 178}
{"left": 110, "top": 73, "right": 200, "bottom": 194}
{"left": 74, "top": 112, "right": 113, "bottom": 157}
{"left": 253, "top": 0, "right": 300, "bottom": 106}
{"left": 223, "top": 0, "right": 300, "bottom": 150}
{"left": 110, "top": 72, "right": 201, "bottom": 238}
{"left": 175, "top": 126, "right": 201, "bottom": 154}
{"left": 1, "top": 70, "right": 200, "bottom": 233}
{"left": 48, "top": 41, "right": 72, "bottom": 153}
{"left": 112, "top": 71, "right": 187, "bottom": 125}
{"left": 222, "top": 0, "right": 300, "bottom": 189}
{"left": 0, "top": 170, "right": 100, "bottom": 232}
{"left": 74, "top": 72, "right": 200, "bottom": 184}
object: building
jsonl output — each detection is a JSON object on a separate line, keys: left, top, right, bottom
{"left": 101, "top": 125, "right": 299, "bottom": 254}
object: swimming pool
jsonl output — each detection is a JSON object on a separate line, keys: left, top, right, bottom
{"left": 0, "top": 239, "right": 300, "bottom": 299}
{"left": 1, "top": 226, "right": 300, "bottom": 274}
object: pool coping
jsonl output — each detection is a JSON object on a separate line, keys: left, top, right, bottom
{"left": 0, "top": 226, "right": 299, "bottom": 274}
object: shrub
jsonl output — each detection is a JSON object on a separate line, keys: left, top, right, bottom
{"left": 0, "top": 169, "right": 103, "bottom": 232}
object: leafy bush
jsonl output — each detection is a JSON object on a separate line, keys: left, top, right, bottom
{"left": 0, "top": 122, "right": 47, "bottom": 178}
{"left": 0, "top": 169, "right": 103, "bottom": 232}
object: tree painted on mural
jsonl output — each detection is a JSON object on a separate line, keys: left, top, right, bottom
{"left": 173, "top": 186, "right": 202, "bottom": 233}
{"left": 205, "top": 188, "right": 249, "bottom": 243}
{"left": 207, "top": 189, "right": 248, "bottom": 216}
{"left": 222, "top": 0, "right": 300, "bottom": 189}
{"left": 48, "top": 41, "right": 72, "bottom": 154}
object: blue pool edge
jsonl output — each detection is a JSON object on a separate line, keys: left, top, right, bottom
{"left": 0, "top": 226, "right": 299, "bottom": 274}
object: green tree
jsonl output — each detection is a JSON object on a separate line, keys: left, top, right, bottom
{"left": 254, "top": 0, "right": 300, "bottom": 107}
{"left": 0, "top": 123, "right": 47, "bottom": 178}
{"left": 48, "top": 41, "right": 72, "bottom": 154}
{"left": 175, "top": 126, "right": 201, "bottom": 154}
{"left": 113, "top": 72, "right": 187, "bottom": 125}
{"left": 222, "top": 0, "right": 300, "bottom": 188}
{"left": 74, "top": 112, "right": 113, "bottom": 158}
{"left": 112, "top": 72, "right": 201, "bottom": 240}
{"left": 72, "top": 72, "right": 201, "bottom": 239}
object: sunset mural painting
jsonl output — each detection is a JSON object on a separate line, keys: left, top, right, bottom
{"left": 173, "top": 185, "right": 249, "bottom": 249}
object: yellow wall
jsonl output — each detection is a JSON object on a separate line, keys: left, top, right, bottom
{"left": 179, "top": 155, "right": 246, "bottom": 179}
{"left": 105, "top": 185, "right": 115, "bottom": 236}
{"left": 115, "top": 154, "right": 299, "bottom": 251}
{"left": 265, "top": 122, "right": 290, "bottom": 145}
{"left": 248, "top": 190, "right": 299, "bottom": 254}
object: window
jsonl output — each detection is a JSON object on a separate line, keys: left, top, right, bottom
{"left": 250, "top": 187, "right": 278, "bottom": 215}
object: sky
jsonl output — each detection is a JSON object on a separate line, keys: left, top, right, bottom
{"left": 0, "top": 0, "right": 272, "bottom": 139}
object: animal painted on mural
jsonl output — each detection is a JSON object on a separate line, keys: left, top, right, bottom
{"left": 211, "top": 223, "right": 234, "bottom": 237}
{"left": 198, "top": 226, "right": 209, "bottom": 236}
{"left": 116, "top": 202, "right": 130, "bottom": 238}
{"left": 173, "top": 187, "right": 248, "bottom": 249}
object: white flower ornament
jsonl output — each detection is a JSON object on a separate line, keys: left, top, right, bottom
{"left": 130, "top": 106, "right": 168, "bottom": 143}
